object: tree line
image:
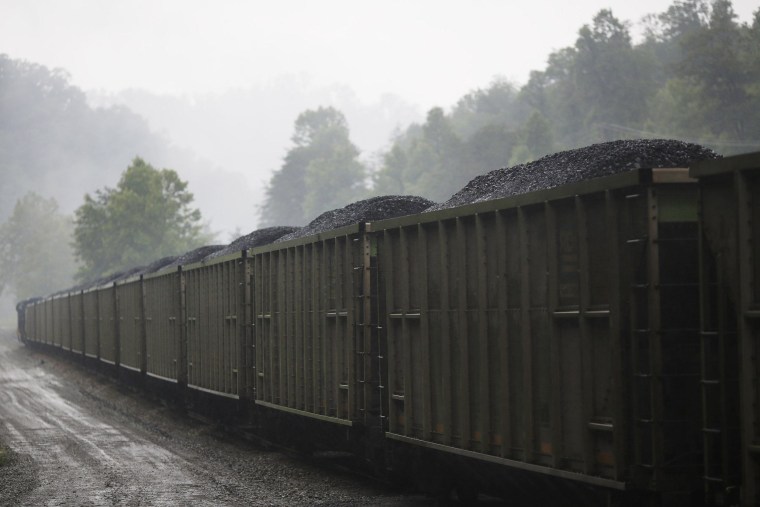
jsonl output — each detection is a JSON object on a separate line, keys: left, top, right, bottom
{"left": 1, "top": 0, "right": 759, "bottom": 304}
{"left": 260, "top": 0, "right": 760, "bottom": 222}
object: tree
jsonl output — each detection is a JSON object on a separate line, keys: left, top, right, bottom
{"left": 0, "top": 193, "right": 77, "bottom": 300}
{"left": 259, "top": 107, "right": 367, "bottom": 226}
{"left": 0, "top": 54, "right": 166, "bottom": 221}
{"left": 676, "top": 0, "right": 749, "bottom": 138}
{"left": 509, "top": 111, "right": 555, "bottom": 165}
{"left": 73, "top": 158, "right": 211, "bottom": 281}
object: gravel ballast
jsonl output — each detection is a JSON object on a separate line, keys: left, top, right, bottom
{"left": 428, "top": 139, "right": 720, "bottom": 211}
{"left": 276, "top": 196, "right": 435, "bottom": 243}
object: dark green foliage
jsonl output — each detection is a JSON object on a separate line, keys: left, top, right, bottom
{"left": 259, "top": 107, "right": 367, "bottom": 226}
{"left": 73, "top": 158, "right": 211, "bottom": 281}
{"left": 0, "top": 55, "right": 166, "bottom": 221}
{"left": 0, "top": 193, "right": 77, "bottom": 300}
{"left": 374, "top": 0, "right": 760, "bottom": 202}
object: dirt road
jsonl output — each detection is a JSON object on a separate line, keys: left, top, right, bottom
{"left": 0, "top": 331, "right": 430, "bottom": 506}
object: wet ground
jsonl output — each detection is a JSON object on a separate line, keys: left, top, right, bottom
{"left": 0, "top": 330, "right": 432, "bottom": 506}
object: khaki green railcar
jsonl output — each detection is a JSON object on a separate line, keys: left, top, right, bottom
{"left": 370, "top": 168, "right": 703, "bottom": 499}
{"left": 53, "top": 294, "right": 71, "bottom": 350}
{"left": 143, "top": 268, "right": 183, "bottom": 383}
{"left": 117, "top": 277, "right": 145, "bottom": 373}
{"left": 44, "top": 296, "right": 54, "bottom": 346}
{"left": 25, "top": 300, "right": 41, "bottom": 344}
{"left": 24, "top": 301, "right": 35, "bottom": 343}
{"left": 70, "top": 291, "right": 85, "bottom": 354}
{"left": 184, "top": 253, "right": 247, "bottom": 398}
{"left": 250, "top": 225, "right": 366, "bottom": 426}
{"left": 691, "top": 152, "right": 760, "bottom": 507}
{"left": 83, "top": 288, "right": 99, "bottom": 359}
{"left": 50, "top": 296, "right": 60, "bottom": 347}
{"left": 16, "top": 300, "right": 30, "bottom": 341}
{"left": 97, "top": 284, "right": 118, "bottom": 365}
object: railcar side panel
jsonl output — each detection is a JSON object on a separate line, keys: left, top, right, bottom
{"left": 53, "top": 295, "right": 71, "bottom": 350}
{"left": 44, "top": 297, "right": 54, "bottom": 346}
{"left": 143, "top": 269, "right": 182, "bottom": 382}
{"left": 97, "top": 285, "right": 118, "bottom": 365}
{"left": 83, "top": 289, "right": 99, "bottom": 359}
{"left": 117, "top": 278, "right": 144, "bottom": 372}
{"left": 25, "top": 302, "right": 40, "bottom": 344}
{"left": 692, "top": 152, "right": 760, "bottom": 507}
{"left": 251, "top": 226, "right": 363, "bottom": 426}
{"left": 372, "top": 169, "right": 703, "bottom": 498}
{"left": 185, "top": 254, "right": 244, "bottom": 398}
{"left": 70, "top": 291, "right": 84, "bottom": 354}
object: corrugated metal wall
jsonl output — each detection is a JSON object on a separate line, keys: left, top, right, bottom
{"left": 97, "top": 286, "right": 117, "bottom": 364}
{"left": 83, "top": 289, "right": 99, "bottom": 358}
{"left": 117, "top": 278, "right": 144, "bottom": 372}
{"left": 373, "top": 170, "right": 702, "bottom": 493}
{"left": 252, "top": 226, "right": 362, "bottom": 425}
{"left": 184, "top": 254, "right": 244, "bottom": 398}
{"left": 144, "top": 269, "right": 182, "bottom": 382}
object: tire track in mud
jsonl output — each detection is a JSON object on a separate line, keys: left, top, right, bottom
{"left": 0, "top": 332, "right": 432, "bottom": 506}
{"left": 0, "top": 342, "right": 230, "bottom": 506}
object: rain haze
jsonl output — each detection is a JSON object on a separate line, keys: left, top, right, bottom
{"left": 3, "top": 0, "right": 754, "bottom": 326}
{"left": 1, "top": 0, "right": 757, "bottom": 237}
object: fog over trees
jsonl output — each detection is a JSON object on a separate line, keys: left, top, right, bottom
{"left": 371, "top": 0, "right": 760, "bottom": 202}
{"left": 73, "top": 158, "right": 212, "bottom": 281}
{"left": 1, "top": 0, "right": 759, "bottom": 304}
{"left": 0, "top": 193, "right": 76, "bottom": 301}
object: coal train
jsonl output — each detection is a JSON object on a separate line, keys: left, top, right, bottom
{"left": 16, "top": 150, "right": 760, "bottom": 506}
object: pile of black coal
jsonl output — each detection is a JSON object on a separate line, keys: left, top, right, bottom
{"left": 164, "top": 245, "right": 226, "bottom": 268}
{"left": 275, "top": 196, "right": 435, "bottom": 243}
{"left": 204, "top": 226, "right": 300, "bottom": 261}
{"left": 428, "top": 139, "right": 721, "bottom": 211}
{"left": 138, "top": 255, "right": 179, "bottom": 275}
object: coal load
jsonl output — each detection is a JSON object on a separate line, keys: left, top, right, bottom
{"left": 164, "top": 245, "right": 225, "bottom": 268}
{"left": 275, "top": 196, "right": 435, "bottom": 243}
{"left": 204, "top": 226, "right": 300, "bottom": 261}
{"left": 138, "top": 255, "right": 180, "bottom": 275}
{"left": 428, "top": 139, "right": 720, "bottom": 212}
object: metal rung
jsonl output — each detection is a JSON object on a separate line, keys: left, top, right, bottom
{"left": 389, "top": 313, "right": 421, "bottom": 319}
{"left": 339, "top": 384, "right": 349, "bottom": 390}
{"left": 744, "top": 310, "right": 760, "bottom": 319}
{"left": 553, "top": 310, "right": 579, "bottom": 318}
{"left": 588, "top": 422, "right": 614, "bottom": 432}
{"left": 626, "top": 238, "right": 647, "bottom": 244}
{"left": 702, "top": 427, "right": 721, "bottom": 434}
{"left": 703, "top": 475, "right": 724, "bottom": 483}
{"left": 701, "top": 380, "right": 720, "bottom": 385}
{"left": 391, "top": 394, "right": 405, "bottom": 401}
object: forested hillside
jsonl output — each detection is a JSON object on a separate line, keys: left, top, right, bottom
{"left": 0, "top": 55, "right": 169, "bottom": 221}
{"left": 369, "top": 0, "right": 760, "bottom": 202}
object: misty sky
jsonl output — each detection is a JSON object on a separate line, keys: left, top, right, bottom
{"left": 2, "top": 0, "right": 758, "bottom": 237}
{"left": 3, "top": 0, "right": 757, "bottom": 109}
